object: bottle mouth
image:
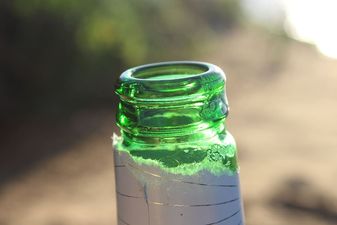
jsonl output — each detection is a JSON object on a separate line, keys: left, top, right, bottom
{"left": 128, "top": 62, "right": 210, "bottom": 81}
{"left": 117, "top": 61, "right": 225, "bottom": 103}
{"left": 115, "top": 61, "right": 228, "bottom": 138}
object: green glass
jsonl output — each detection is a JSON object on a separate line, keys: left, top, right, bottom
{"left": 113, "top": 61, "right": 244, "bottom": 225}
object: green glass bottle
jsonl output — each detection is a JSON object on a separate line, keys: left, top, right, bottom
{"left": 113, "top": 61, "right": 244, "bottom": 225}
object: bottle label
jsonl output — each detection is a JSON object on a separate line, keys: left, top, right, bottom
{"left": 114, "top": 150, "right": 244, "bottom": 225}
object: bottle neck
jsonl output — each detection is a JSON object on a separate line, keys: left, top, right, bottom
{"left": 115, "top": 61, "right": 229, "bottom": 144}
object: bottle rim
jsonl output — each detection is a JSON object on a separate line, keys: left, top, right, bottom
{"left": 116, "top": 61, "right": 226, "bottom": 104}
{"left": 119, "top": 61, "right": 224, "bottom": 83}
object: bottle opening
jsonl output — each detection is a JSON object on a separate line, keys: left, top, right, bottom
{"left": 116, "top": 61, "right": 228, "bottom": 138}
{"left": 130, "top": 63, "right": 209, "bottom": 81}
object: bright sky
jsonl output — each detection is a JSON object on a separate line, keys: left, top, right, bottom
{"left": 282, "top": 0, "right": 337, "bottom": 59}
{"left": 241, "top": 0, "right": 337, "bottom": 59}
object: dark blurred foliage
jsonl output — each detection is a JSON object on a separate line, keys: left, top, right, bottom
{"left": 0, "top": 0, "right": 241, "bottom": 125}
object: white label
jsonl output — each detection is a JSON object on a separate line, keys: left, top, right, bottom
{"left": 114, "top": 151, "right": 244, "bottom": 225}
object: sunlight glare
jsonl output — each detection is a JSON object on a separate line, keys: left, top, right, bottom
{"left": 283, "top": 0, "right": 337, "bottom": 59}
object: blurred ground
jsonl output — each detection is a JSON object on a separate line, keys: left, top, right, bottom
{"left": 1, "top": 27, "right": 337, "bottom": 225}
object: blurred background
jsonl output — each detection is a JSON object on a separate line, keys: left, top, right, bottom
{"left": 1, "top": 0, "right": 337, "bottom": 224}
